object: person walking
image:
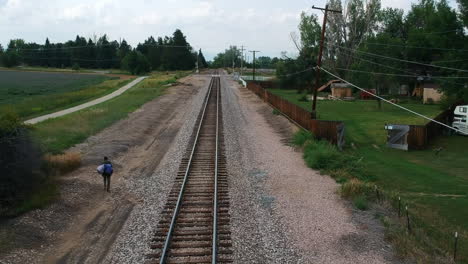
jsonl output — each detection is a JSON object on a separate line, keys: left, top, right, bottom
{"left": 98, "top": 156, "right": 113, "bottom": 192}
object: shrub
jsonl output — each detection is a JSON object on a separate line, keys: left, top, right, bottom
{"left": 353, "top": 195, "right": 369, "bottom": 210}
{"left": 44, "top": 152, "right": 81, "bottom": 175}
{"left": 298, "top": 94, "right": 309, "bottom": 102}
{"left": 272, "top": 108, "right": 281, "bottom": 115}
{"left": 0, "top": 111, "right": 45, "bottom": 216}
{"left": 303, "top": 140, "right": 343, "bottom": 170}
{"left": 340, "top": 178, "right": 372, "bottom": 198}
{"left": 72, "top": 63, "right": 80, "bottom": 71}
{"left": 292, "top": 130, "right": 313, "bottom": 146}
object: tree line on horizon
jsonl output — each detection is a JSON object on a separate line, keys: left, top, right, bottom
{"left": 0, "top": 29, "right": 209, "bottom": 74}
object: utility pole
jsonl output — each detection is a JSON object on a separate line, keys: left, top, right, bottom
{"left": 240, "top": 45, "right": 245, "bottom": 77}
{"left": 196, "top": 50, "right": 199, "bottom": 74}
{"left": 311, "top": 5, "right": 342, "bottom": 119}
{"left": 249, "top": 50, "right": 260, "bottom": 82}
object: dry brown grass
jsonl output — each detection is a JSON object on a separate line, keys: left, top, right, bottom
{"left": 45, "top": 152, "right": 81, "bottom": 175}
{"left": 340, "top": 178, "right": 373, "bottom": 198}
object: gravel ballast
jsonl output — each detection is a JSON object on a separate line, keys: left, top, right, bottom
{"left": 220, "top": 75, "right": 405, "bottom": 264}
{"left": 1, "top": 73, "right": 407, "bottom": 264}
{"left": 103, "top": 76, "right": 210, "bottom": 263}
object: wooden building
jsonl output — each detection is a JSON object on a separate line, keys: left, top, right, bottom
{"left": 331, "top": 83, "right": 353, "bottom": 98}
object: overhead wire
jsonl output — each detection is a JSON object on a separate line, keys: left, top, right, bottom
{"left": 358, "top": 42, "right": 468, "bottom": 52}
{"left": 318, "top": 66, "right": 466, "bottom": 134}
{"left": 17, "top": 55, "right": 120, "bottom": 62}
{"left": 334, "top": 67, "right": 468, "bottom": 79}
{"left": 336, "top": 47, "right": 467, "bottom": 86}
{"left": 326, "top": 42, "right": 468, "bottom": 72}
{"left": 276, "top": 67, "right": 315, "bottom": 78}
{"left": 14, "top": 43, "right": 195, "bottom": 51}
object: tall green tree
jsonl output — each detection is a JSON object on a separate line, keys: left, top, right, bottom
{"left": 198, "top": 49, "right": 208, "bottom": 68}
{"left": 456, "top": 0, "right": 468, "bottom": 26}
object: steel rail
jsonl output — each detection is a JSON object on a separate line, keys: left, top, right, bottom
{"left": 212, "top": 77, "right": 219, "bottom": 264}
{"left": 159, "top": 77, "right": 215, "bottom": 264}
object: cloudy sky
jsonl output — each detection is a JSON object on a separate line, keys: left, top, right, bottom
{"left": 0, "top": 0, "right": 458, "bottom": 60}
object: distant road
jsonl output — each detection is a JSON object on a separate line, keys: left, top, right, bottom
{"left": 25, "top": 76, "right": 147, "bottom": 125}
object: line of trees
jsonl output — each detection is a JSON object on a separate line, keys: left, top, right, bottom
{"left": 210, "top": 46, "right": 279, "bottom": 69}
{"left": 0, "top": 29, "right": 208, "bottom": 74}
{"left": 278, "top": 0, "right": 468, "bottom": 101}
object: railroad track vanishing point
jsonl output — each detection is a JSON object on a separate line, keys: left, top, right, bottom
{"left": 148, "top": 75, "right": 232, "bottom": 264}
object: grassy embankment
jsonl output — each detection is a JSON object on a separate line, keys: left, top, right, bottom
{"left": 0, "top": 70, "right": 133, "bottom": 120}
{"left": 0, "top": 71, "right": 188, "bottom": 254}
{"left": 33, "top": 71, "right": 188, "bottom": 154}
{"left": 3, "top": 72, "right": 186, "bottom": 212}
{"left": 270, "top": 89, "right": 467, "bottom": 263}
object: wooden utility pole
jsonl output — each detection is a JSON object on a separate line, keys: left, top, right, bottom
{"left": 240, "top": 45, "right": 245, "bottom": 77}
{"left": 311, "top": 5, "right": 342, "bottom": 119}
{"left": 249, "top": 50, "right": 260, "bottom": 82}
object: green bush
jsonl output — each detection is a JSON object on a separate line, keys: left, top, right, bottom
{"left": 0, "top": 111, "right": 46, "bottom": 216}
{"left": 303, "top": 140, "right": 343, "bottom": 170}
{"left": 298, "top": 94, "right": 309, "bottom": 102}
{"left": 293, "top": 130, "right": 374, "bottom": 182}
{"left": 292, "top": 130, "right": 314, "bottom": 146}
{"left": 272, "top": 108, "right": 281, "bottom": 115}
{"left": 72, "top": 63, "right": 80, "bottom": 71}
{"left": 353, "top": 195, "right": 369, "bottom": 210}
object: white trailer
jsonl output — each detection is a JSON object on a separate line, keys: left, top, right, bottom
{"left": 452, "top": 105, "right": 468, "bottom": 135}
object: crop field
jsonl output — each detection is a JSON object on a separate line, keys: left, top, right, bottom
{"left": 270, "top": 88, "right": 468, "bottom": 262}
{"left": 0, "top": 70, "right": 130, "bottom": 119}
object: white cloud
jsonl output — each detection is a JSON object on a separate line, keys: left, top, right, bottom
{"left": 0, "top": 0, "right": 460, "bottom": 59}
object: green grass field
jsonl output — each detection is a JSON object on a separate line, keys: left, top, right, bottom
{"left": 270, "top": 88, "right": 468, "bottom": 263}
{"left": 32, "top": 71, "right": 188, "bottom": 154}
{"left": 0, "top": 70, "right": 133, "bottom": 119}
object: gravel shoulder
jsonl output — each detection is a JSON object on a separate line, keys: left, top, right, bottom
{"left": 1, "top": 72, "right": 408, "bottom": 264}
{"left": 221, "top": 75, "right": 407, "bottom": 264}
{"left": 0, "top": 74, "right": 209, "bottom": 264}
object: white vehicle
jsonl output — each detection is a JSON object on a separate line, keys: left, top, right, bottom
{"left": 452, "top": 105, "right": 468, "bottom": 135}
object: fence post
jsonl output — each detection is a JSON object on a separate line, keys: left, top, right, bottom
{"left": 398, "top": 197, "right": 401, "bottom": 218}
{"left": 375, "top": 185, "right": 380, "bottom": 202}
{"left": 406, "top": 206, "right": 411, "bottom": 233}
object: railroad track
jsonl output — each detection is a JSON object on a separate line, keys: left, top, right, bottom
{"left": 148, "top": 76, "right": 232, "bottom": 263}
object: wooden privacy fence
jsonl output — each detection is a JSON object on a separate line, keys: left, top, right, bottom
{"left": 246, "top": 82, "right": 345, "bottom": 148}
{"left": 388, "top": 101, "right": 464, "bottom": 150}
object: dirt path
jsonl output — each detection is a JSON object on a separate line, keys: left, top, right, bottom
{"left": 0, "top": 75, "right": 208, "bottom": 264}
{"left": 25, "top": 76, "right": 147, "bottom": 125}
{"left": 221, "top": 75, "right": 406, "bottom": 263}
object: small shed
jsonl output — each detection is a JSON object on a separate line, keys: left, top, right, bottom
{"left": 331, "top": 83, "right": 353, "bottom": 98}
{"left": 423, "top": 86, "right": 443, "bottom": 104}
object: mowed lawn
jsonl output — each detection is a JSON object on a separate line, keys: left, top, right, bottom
{"left": 270, "top": 88, "right": 468, "bottom": 261}
{"left": 0, "top": 70, "right": 131, "bottom": 119}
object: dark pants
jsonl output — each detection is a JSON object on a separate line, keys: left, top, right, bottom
{"left": 102, "top": 173, "right": 111, "bottom": 192}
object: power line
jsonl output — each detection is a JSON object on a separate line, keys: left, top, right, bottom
{"left": 14, "top": 43, "right": 194, "bottom": 51}
{"left": 433, "top": 58, "right": 468, "bottom": 64}
{"left": 327, "top": 42, "right": 468, "bottom": 73}
{"left": 335, "top": 68, "right": 468, "bottom": 79}
{"left": 17, "top": 55, "right": 120, "bottom": 62}
{"left": 360, "top": 42, "right": 468, "bottom": 52}
{"left": 413, "top": 29, "right": 462, "bottom": 35}
{"left": 319, "top": 66, "right": 466, "bottom": 135}
{"left": 336, "top": 48, "right": 467, "bottom": 86}
{"left": 276, "top": 67, "right": 315, "bottom": 78}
